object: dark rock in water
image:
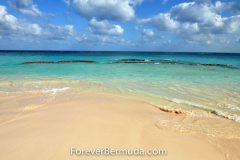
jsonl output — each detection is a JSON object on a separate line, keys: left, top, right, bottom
{"left": 114, "top": 59, "right": 238, "bottom": 69}
{"left": 22, "top": 60, "right": 96, "bottom": 64}
{"left": 151, "top": 59, "right": 180, "bottom": 64}
{"left": 114, "top": 59, "right": 146, "bottom": 63}
{"left": 202, "top": 63, "right": 234, "bottom": 67}
{"left": 57, "top": 60, "right": 96, "bottom": 63}
{"left": 182, "top": 62, "right": 237, "bottom": 69}
{"left": 120, "top": 59, "right": 145, "bottom": 62}
{"left": 22, "top": 61, "right": 55, "bottom": 64}
{"left": 115, "top": 59, "right": 182, "bottom": 64}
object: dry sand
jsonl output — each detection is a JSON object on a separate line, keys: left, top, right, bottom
{"left": 0, "top": 92, "right": 240, "bottom": 160}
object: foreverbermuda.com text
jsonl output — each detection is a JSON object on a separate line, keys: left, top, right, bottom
{"left": 70, "top": 147, "right": 168, "bottom": 157}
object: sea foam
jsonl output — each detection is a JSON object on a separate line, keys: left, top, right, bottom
{"left": 47, "top": 87, "right": 70, "bottom": 95}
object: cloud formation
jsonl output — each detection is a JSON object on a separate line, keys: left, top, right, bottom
{"left": 1, "top": 0, "right": 240, "bottom": 51}
{"left": 139, "top": 13, "right": 179, "bottom": 31}
{"left": 139, "top": 1, "right": 240, "bottom": 45}
{"left": 0, "top": 3, "right": 127, "bottom": 48}
{"left": 76, "top": 34, "right": 130, "bottom": 46}
{"left": 44, "top": 24, "right": 75, "bottom": 40}
{"left": 142, "top": 28, "right": 154, "bottom": 37}
{"left": 72, "top": 0, "right": 141, "bottom": 21}
{"left": 0, "top": 5, "right": 75, "bottom": 41}
{"left": 89, "top": 18, "right": 124, "bottom": 36}
{"left": 10, "top": 0, "right": 42, "bottom": 16}
{"left": 0, "top": 5, "right": 41, "bottom": 37}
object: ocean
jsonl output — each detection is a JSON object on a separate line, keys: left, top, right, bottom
{"left": 1, "top": 51, "right": 240, "bottom": 123}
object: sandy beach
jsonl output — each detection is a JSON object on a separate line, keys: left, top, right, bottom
{"left": 0, "top": 91, "right": 240, "bottom": 160}
{"left": 1, "top": 0, "right": 240, "bottom": 159}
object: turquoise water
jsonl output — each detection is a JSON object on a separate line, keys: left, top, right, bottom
{"left": 1, "top": 51, "right": 240, "bottom": 122}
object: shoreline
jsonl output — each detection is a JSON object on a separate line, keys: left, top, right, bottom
{"left": 1, "top": 82, "right": 240, "bottom": 137}
{"left": 0, "top": 91, "right": 240, "bottom": 159}
{"left": 1, "top": 77, "right": 240, "bottom": 124}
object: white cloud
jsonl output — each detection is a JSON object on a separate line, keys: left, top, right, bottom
{"left": 76, "top": 34, "right": 131, "bottom": 46}
{"left": 139, "top": 13, "right": 179, "bottom": 31}
{"left": 0, "top": 5, "right": 18, "bottom": 32}
{"left": 11, "top": 0, "right": 42, "bottom": 16}
{"left": 0, "top": 5, "right": 75, "bottom": 41}
{"left": 89, "top": 18, "right": 124, "bottom": 36}
{"left": 223, "top": 15, "right": 240, "bottom": 33}
{"left": 0, "top": 5, "right": 41, "bottom": 36}
{"left": 72, "top": 0, "right": 141, "bottom": 21}
{"left": 170, "top": 2, "right": 223, "bottom": 28}
{"left": 170, "top": 1, "right": 240, "bottom": 35}
{"left": 142, "top": 28, "right": 154, "bottom": 37}
{"left": 139, "top": 1, "right": 240, "bottom": 45}
{"left": 44, "top": 24, "right": 74, "bottom": 40}
{"left": 130, "top": 0, "right": 144, "bottom": 6}
{"left": 181, "top": 22, "right": 199, "bottom": 33}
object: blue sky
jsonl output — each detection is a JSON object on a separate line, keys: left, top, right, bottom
{"left": 0, "top": 0, "right": 240, "bottom": 52}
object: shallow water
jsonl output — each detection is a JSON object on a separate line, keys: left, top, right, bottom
{"left": 0, "top": 51, "right": 240, "bottom": 122}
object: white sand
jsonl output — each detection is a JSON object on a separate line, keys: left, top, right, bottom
{"left": 0, "top": 92, "right": 239, "bottom": 160}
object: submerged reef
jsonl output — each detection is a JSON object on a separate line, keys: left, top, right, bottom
{"left": 22, "top": 59, "right": 238, "bottom": 69}
{"left": 113, "top": 59, "right": 238, "bottom": 69}
{"left": 22, "top": 60, "right": 96, "bottom": 64}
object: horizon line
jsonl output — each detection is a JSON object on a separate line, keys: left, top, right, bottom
{"left": 0, "top": 50, "right": 240, "bottom": 54}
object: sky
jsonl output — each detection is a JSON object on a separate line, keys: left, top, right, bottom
{"left": 0, "top": 0, "right": 240, "bottom": 52}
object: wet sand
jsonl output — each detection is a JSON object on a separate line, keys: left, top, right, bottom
{"left": 0, "top": 91, "right": 240, "bottom": 160}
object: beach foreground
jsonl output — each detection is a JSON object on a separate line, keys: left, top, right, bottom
{"left": 0, "top": 91, "right": 240, "bottom": 160}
